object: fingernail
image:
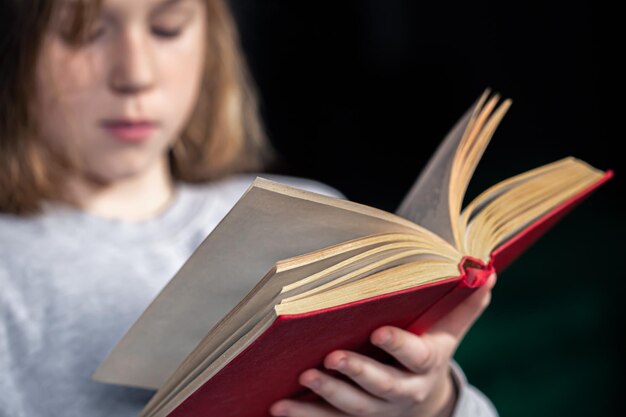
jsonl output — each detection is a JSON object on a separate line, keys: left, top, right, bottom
{"left": 306, "top": 378, "right": 321, "bottom": 389}
{"left": 374, "top": 329, "right": 391, "bottom": 345}
{"left": 269, "top": 403, "right": 286, "bottom": 416}
{"left": 334, "top": 357, "right": 346, "bottom": 369}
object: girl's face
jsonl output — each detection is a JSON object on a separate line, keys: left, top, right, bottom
{"left": 35, "top": 0, "right": 207, "bottom": 183}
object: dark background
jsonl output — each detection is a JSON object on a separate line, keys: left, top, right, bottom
{"left": 230, "top": 1, "right": 622, "bottom": 415}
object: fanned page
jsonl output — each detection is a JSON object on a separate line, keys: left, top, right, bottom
{"left": 92, "top": 177, "right": 456, "bottom": 390}
{"left": 481, "top": 166, "right": 613, "bottom": 271}
{"left": 412, "top": 88, "right": 611, "bottom": 260}
{"left": 448, "top": 92, "right": 513, "bottom": 249}
{"left": 396, "top": 87, "right": 494, "bottom": 245}
{"left": 463, "top": 158, "right": 609, "bottom": 261}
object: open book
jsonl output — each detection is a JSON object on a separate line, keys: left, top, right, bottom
{"left": 93, "top": 88, "right": 613, "bottom": 417}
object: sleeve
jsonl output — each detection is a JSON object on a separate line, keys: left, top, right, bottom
{"left": 448, "top": 360, "right": 499, "bottom": 417}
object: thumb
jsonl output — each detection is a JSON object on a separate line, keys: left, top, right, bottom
{"left": 426, "top": 272, "right": 497, "bottom": 346}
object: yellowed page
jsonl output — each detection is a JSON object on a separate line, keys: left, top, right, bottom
{"left": 465, "top": 158, "right": 605, "bottom": 260}
{"left": 394, "top": 89, "right": 490, "bottom": 245}
{"left": 449, "top": 95, "right": 513, "bottom": 250}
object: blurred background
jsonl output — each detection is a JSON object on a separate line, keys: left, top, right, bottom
{"left": 230, "top": 0, "right": 621, "bottom": 415}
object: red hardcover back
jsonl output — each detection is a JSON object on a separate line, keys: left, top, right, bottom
{"left": 167, "top": 277, "right": 463, "bottom": 417}
{"left": 165, "top": 170, "right": 613, "bottom": 417}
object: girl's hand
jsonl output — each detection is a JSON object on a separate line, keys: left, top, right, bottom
{"left": 269, "top": 272, "right": 496, "bottom": 417}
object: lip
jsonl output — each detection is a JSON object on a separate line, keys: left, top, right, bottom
{"left": 100, "top": 119, "right": 159, "bottom": 142}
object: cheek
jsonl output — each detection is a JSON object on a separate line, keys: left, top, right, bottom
{"left": 37, "top": 37, "right": 106, "bottom": 104}
{"left": 156, "top": 30, "right": 207, "bottom": 138}
{"left": 35, "top": 39, "right": 107, "bottom": 148}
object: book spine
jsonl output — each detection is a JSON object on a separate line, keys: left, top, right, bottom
{"left": 404, "top": 256, "right": 495, "bottom": 335}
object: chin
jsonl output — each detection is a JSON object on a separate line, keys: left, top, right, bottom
{"left": 86, "top": 155, "right": 164, "bottom": 185}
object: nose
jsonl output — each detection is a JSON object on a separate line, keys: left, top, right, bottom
{"left": 108, "top": 28, "right": 156, "bottom": 95}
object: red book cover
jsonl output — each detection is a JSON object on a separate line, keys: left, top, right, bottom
{"left": 161, "top": 170, "right": 613, "bottom": 417}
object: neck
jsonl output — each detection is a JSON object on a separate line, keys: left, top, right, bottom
{"left": 64, "top": 155, "right": 175, "bottom": 222}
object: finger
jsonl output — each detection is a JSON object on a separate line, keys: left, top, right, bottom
{"left": 297, "top": 368, "right": 387, "bottom": 416}
{"left": 269, "top": 398, "right": 346, "bottom": 417}
{"left": 324, "top": 349, "right": 419, "bottom": 402}
{"left": 428, "top": 272, "right": 497, "bottom": 345}
{"left": 370, "top": 325, "right": 438, "bottom": 374}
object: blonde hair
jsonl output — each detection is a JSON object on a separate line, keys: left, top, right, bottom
{"left": 0, "top": 0, "right": 275, "bottom": 215}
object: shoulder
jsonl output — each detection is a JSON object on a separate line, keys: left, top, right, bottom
{"left": 0, "top": 214, "right": 36, "bottom": 291}
{"left": 0, "top": 212, "right": 45, "bottom": 256}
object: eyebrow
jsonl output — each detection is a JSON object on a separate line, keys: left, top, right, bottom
{"left": 58, "top": 0, "right": 194, "bottom": 24}
{"left": 151, "top": 0, "right": 189, "bottom": 15}
{"left": 60, "top": 0, "right": 191, "bottom": 14}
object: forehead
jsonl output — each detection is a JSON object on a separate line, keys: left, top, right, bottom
{"left": 58, "top": 0, "right": 197, "bottom": 16}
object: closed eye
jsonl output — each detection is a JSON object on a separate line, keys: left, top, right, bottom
{"left": 85, "top": 26, "right": 106, "bottom": 42}
{"left": 151, "top": 26, "right": 184, "bottom": 38}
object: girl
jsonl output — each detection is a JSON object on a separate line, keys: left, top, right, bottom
{"left": 0, "top": 0, "right": 498, "bottom": 416}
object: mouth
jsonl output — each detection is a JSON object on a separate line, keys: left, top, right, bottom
{"left": 100, "top": 119, "right": 160, "bottom": 142}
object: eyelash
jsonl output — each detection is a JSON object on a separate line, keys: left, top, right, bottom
{"left": 76, "top": 25, "right": 184, "bottom": 45}
{"left": 151, "top": 27, "right": 184, "bottom": 38}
